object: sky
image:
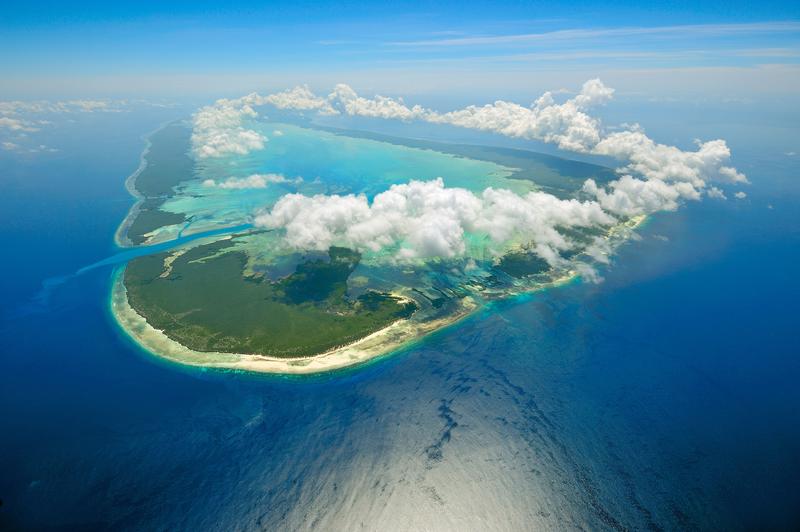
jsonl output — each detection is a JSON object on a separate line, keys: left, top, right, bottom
{"left": 1, "top": 0, "right": 799, "bottom": 101}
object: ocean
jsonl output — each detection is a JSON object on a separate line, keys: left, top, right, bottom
{"left": 0, "top": 106, "right": 798, "bottom": 530}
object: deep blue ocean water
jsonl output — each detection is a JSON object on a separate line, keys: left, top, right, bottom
{"left": 1, "top": 108, "right": 798, "bottom": 530}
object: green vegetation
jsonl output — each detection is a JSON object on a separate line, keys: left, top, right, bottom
{"left": 126, "top": 199, "right": 186, "bottom": 244}
{"left": 136, "top": 122, "right": 195, "bottom": 197}
{"left": 495, "top": 251, "right": 551, "bottom": 278}
{"left": 124, "top": 241, "right": 417, "bottom": 357}
{"left": 127, "top": 122, "right": 193, "bottom": 244}
{"left": 445, "top": 144, "right": 617, "bottom": 197}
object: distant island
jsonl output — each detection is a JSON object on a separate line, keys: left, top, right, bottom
{"left": 112, "top": 119, "right": 639, "bottom": 374}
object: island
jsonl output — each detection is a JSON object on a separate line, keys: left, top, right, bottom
{"left": 112, "top": 118, "right": 640, "bottom": 374}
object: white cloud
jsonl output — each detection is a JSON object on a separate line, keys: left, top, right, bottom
{"left": 707, "top": 186, "right": 727, "bottom": 199}
{"left": 425, "top": 79, "right": 611, "bottom": 152}
{"left": 203, "top": 173, "right": 301, "bottom": 189}
{"left": 191, "top": 99, "right": 266, "bottom": 158}
{"left": 583, "top": 175, "right": 698, "bottom": 216}
{"left": 327, "top": 83, "right": 432, "bottom": 121}
{"left": 585, "top": 129, "right": 745, "bottom": 214}
{"left": 256, "top": 178, "right": 614, "bottom": 265}
{"left": 259, "top": 86, "right": 336, "bottom": 114}
{"left": 592, "top": 129, "right": 747, "bottom": 185}
{"left": 2, "top": 141, "right": 20, "bottom": 150}
{"left": 0, "top": 116, "right": 39, "bottom": 132}
{"left": 734, "top": 191, "right": 747, "bottom": 199}
{"left": 475, "top": 186, "right": 613, "bottom": 263}
{"left": 272, "top": 129, "right": 284, "bottom": 136}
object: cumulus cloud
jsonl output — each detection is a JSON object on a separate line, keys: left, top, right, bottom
{"left": 259, "top": 86, "right": 337, "bottom": 114}
{"left": 327, "top": 84, "right": 432, "bottom": 121}
{"left": 203, "top": 173, "right": 302, "bottom": 189}
{"left": 255, "top": 178, "right": 613, "bottom": 264}
{"left": 191, "top": 100, "right": 266, "bottom": 158}
{"left": 707, "top": 186, "right": 727, "bottom": 199}
{"left": 583, "top": 175, "right": 699, "bottom": 217}
{"left": 592, "top": 129, "right": 747, "bottom": 185}
{"left": 427, "top": 79, "right": 612, "bottom": 152}
{"left": 734, "top": 191, "right": 747, "bottom": 199}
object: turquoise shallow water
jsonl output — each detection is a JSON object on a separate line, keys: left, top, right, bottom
{"left": 0, "top": 109, "right": 799, "bottom": 530}
{"left": 154, "top": 121, "right": 529, "bottom": 242}
{"left": 197, "top": 121, "right": 529, "bottom": 195}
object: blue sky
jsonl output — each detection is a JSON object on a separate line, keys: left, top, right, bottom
{"left": 1, "top": 0, "right": 799, "bottom": 100}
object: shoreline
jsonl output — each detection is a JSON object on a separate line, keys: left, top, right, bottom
{"left": 108, "top": 120, "right": 648, "bottom": 376}
{"left": 113, "top": 128, "right": 154, "bottom": 248}
{"left": 110, "top": 267, "right": 479, "bottom": 375}
{"left": 114, "top": 120, "right": 186, "bottom": 249}
{"left": 110, "top": 260, "right": 598, "bottom": 376}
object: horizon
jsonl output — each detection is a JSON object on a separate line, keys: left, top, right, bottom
{"left": 1, "top": 1, "right": 799, "bottom": 101}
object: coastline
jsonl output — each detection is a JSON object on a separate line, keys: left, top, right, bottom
{"left": 111, "top": 267, "right": 479, "bottom": 375}
{"left": 108, "top": 120, "right": 648, "bottom": 376}
{"left": 114, "top": 127, "right": 155, "bottom": 248}
{"left": 110, "top": 260, "right": 604, "bottom": 375}
{"left": 114, "top": 120, "right": 187, "bottom": 249}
